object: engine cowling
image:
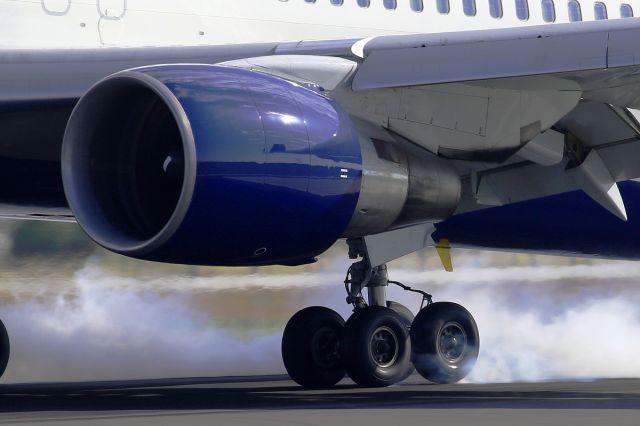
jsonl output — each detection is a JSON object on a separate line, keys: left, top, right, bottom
{"left": 62, "top": 64, "right": 364, "bottom": 266}
{"left": 62, "top": 65, "right": 461, "bottom": 266}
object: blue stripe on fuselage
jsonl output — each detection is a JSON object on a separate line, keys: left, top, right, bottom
{"left": 433, "top": 180, "right": 640, "bottom": 259}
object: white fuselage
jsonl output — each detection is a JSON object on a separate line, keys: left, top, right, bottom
{"left": 1, "top": 0, "right": 639, "bottom": 48}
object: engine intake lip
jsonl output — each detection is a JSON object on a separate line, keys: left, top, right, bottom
{"left": 62, "top": 70, "right": 197, "bottom": 255}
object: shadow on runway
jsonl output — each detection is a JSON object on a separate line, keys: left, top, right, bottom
{"left": 1, "top": 375, "right": 639, "bottom": 412}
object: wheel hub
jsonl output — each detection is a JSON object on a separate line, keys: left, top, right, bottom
{"left": 369, "top": 326, "right": 399, "bottom": 368}
{"left": 311, "top": 326, "right": 341, "bottom": 369}
{"left": 437, "top": 321, "right": 467, "bottom": 364}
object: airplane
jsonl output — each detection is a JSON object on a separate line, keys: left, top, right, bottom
{"left": 0, "top": 0, "right": 640, "bottom": 388}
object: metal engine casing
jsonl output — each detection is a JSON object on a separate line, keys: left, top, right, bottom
{"left": 342, "top": 120, "right": 461, "bottom": 238}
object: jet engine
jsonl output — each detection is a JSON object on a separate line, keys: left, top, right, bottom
{"left": 62, "top": 65, "right": 460, "bottom": 266}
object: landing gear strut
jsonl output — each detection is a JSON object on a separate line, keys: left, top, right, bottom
{"left": 281, "top": 239, "right": 479, "bottom": 388}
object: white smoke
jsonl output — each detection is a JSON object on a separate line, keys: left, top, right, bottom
{"left": 0, "top": 261, "right": 286, "bottom": 383}
{"left": 405, "top": 262, "right": 640, "bottom": 383}
{"left": 2, "top": 254, "right": 640, "bottom": 384}
{"left": 451, "top": 290, "right": 640, "bottom": 383}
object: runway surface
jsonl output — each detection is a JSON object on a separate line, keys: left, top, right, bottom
{"left": 0, "top": 375, "right": 638, "bottom": 425}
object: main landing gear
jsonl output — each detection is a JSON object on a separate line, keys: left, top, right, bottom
{"left": 282, "top": 239, "right": 479, "bottom": 388}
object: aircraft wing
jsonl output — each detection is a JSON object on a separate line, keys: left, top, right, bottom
{"left": 349, "top": 18, "right": 640, "bottom": 107}
{"left": 3, "top": 18, "right": 640, "bottom": 223}
{"left": 329, "top": 18, "right": 640, "bottom": 221}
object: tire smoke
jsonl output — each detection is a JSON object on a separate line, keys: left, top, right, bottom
{"left": 1, "top": 254, "right": 640, "bottom": 383}
{"left": 0, "top": 260, "right": 286, "bottom": 383}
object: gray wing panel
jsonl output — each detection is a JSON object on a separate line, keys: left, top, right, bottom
{"left": 351, "top": 19, "right": 640, "bottom": 108}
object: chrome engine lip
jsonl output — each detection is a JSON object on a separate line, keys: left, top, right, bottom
{"left": 61, "top": 69, "right": 197, "bottom": 255}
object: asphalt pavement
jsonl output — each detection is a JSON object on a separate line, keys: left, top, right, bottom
{"left": 0, "top": 375, "right": 638, "bottom": 425}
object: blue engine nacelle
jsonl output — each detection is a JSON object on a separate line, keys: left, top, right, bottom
{"left": 62, "top": 65, "right": 363, "bottom": 266}
{"left": 62, "top": 65, "right": 462, "bottom": 266}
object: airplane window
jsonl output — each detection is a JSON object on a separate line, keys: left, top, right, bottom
{"left": 410, "top": 0, "right": 424, "bottom": 12}
{"left": 515, "top": 0, "right": 529, "bottom": 20}
{"left": 489, "top": 0, "right": 503, "bottom": 18}
{"left": 594, "top": 2, "right": 607, "bottom": 19}
{"left": 357, "top": 0, "right": 370, "bottom": 7}
{"left": 621, "top": 4, "right": 634, "bottom": 18}
{"left": 329, "top": 0, "right": 343, "bottom": 5}
{"left": 463, "top": 0, "right": 477, "bottom": 16}
{"left": 437, "top": 0, "right": 450, "bottom": 14}
{"left": 541, "top": 0, "right": 555, "bottom": 22}
{"left": 383, "top": 0, "right": 397, "bottom": 9}
{"left": 304, "top": 0, "right": 316, "bottom": 3}
{"left": 568, "top": 0, "right": 582, "bottom": 21}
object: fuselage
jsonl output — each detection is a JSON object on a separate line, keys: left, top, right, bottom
{"left": 1, "top": 0, "right": 638, "bottom": 48}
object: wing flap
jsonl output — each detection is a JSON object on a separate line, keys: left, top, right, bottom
{"left": 467, "top": 136, "right": 640, "bottom": 218}
{"left": 567, "top": 150, "right": 628, "bottom": 221}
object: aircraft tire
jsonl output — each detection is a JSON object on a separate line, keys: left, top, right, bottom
{"left": 0, "top": 319, "right": 9, "bottom": 378}
{"left": 386, "top": 301, "right": 414, "bottom": 325}
{"left": 341, "top": 306, "right": 412, "bottom": 387}
{"left": 386, "top": 301, "right": 415, "bottom": 379}
{"left": 282, "top": 306, "right": 346, "bottom": 388}
{"left": 410, "top": 302, "right": 479, "bottom": 384}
